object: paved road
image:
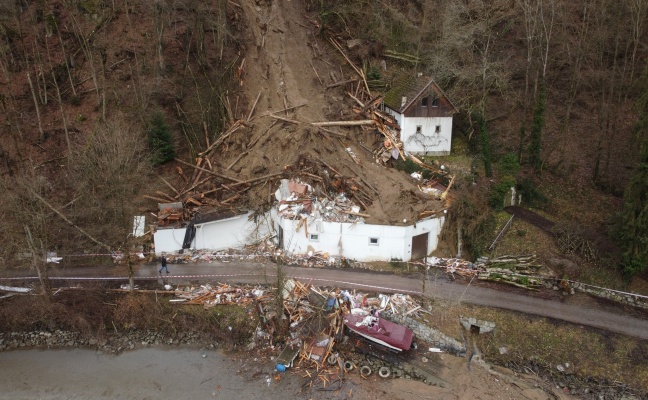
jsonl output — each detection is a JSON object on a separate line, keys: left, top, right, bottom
{"left": 4, "top": 260, "right": 648, "bottom": 340}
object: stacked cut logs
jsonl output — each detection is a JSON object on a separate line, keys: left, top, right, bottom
{"left": 477, "top": 254, "right": 553, "bottom": 290}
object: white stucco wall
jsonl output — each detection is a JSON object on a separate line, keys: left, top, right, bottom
{"left": 154, "top": 227, "right": 187, "bottom": 254}
{"left": 383, "top": 108, "right": 453, "bottom": 155}
{"left": 274, "top": 210, "right": 444, "bottom": 262}
{"left": 400, "top": 116, "right": 453, "bottom": 155}
{"left": 154, "top": 211, "right": 274, "bottom": 254}
{"left": 193, "top": 211, "right": 271, "bottom": 251}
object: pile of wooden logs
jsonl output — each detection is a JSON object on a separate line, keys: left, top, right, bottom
{"left": 424, "top": 255, "right": 555, "bottom": 290}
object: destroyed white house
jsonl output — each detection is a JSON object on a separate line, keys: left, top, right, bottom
{"left": 270, "top": 179, "right": 444, "bottom": 262}
{"left": 153, "top": 179, "right": 446, "bottom": 262}
{"left": 382, "top": 75, "right": 459, "bottom": 156}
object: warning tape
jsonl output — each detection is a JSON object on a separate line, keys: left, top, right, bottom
{"left": 0, "top": 273, "right": 423, "bottom": 295}
{"left": 1, "top": 267, "right": 644, "bottom": 301}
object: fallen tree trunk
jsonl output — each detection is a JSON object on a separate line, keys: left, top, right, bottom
{"left": 311, "top": 120, "right": 374, "bottom": 127}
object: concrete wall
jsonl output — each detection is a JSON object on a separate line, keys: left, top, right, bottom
{"left": 385, "top": 312, "right": 466, "bottom": 356}
{"left": 384, "top": 108, "right": 453, "bottom": 155}
{"left": 275, "top": 210, "right": 444, "bottom": 262}
{"left": 154, "top": 211, "right": 274, "bottom": 255}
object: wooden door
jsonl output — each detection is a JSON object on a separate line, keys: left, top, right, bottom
{"left": 411, "top": 233, "right": 428, "bottom": 260}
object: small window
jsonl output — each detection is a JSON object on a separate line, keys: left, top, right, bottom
{"left": 431, "top": 98, "right": 439, "bottom": 107}
{"left": 309, "top": 234, "right": 319, "bottom": 242}
{"left": 435, "top": 125, "right": 441, "bottom": 134}
{"left": 416, "top": 125, "right": 422, "bottom": 134}
{"left": 369, "top": 237, "right": 379, "bottom": 245}
{"left": 421, "top": 97, "right": 428, "bottom": 107}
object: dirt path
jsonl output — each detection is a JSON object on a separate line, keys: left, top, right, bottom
{"left": 505, "top": 206, "right": 556, "bottom": 234}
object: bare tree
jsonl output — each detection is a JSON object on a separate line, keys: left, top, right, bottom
{"left": 72, "top": 114, "right": 152, "bottom": 290}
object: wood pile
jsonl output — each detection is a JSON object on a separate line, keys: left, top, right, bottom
{"left": 170, "top": 284, "right": 263, "bottom": 307}
{"left": 424, "top": 255, "right": 556, "bottom": 290}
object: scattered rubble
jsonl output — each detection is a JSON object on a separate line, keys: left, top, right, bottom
{"left": 167, "top": 278, "right": 452, "bottom": 389}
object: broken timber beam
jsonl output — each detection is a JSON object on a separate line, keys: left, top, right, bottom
{"left": 198, "top": 120, "right": 243, "bottom": 157}
{"left": 326, "top": 78, "right": 357, "bottom": 89}
{"left": 160, "top": 177, "right": 180, "bottom": 195}
{"left": 268, "top": 114, "right": 301, "bottom": 124}
{"left": 311, "top": 120, "right": 374, "bottom": 127}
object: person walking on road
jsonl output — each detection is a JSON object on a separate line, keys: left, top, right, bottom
{"left": 159, "top": 256, "right": 169, "bottom": 274}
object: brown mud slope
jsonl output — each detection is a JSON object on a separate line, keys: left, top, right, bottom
{"left": 216, "top": 0, "right": 442, "bottom": 225}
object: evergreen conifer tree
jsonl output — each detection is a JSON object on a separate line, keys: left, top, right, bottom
{"left": 147, "top": 112, "right": 175, "bottom": 165}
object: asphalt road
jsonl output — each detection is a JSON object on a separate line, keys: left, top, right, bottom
{"left": 150, "top": 261, "right": 648, "bottom": 340}
{"left": 4, "top": 260, "right": 648, "bottom": 340}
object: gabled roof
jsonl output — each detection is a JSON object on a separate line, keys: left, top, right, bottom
{"left": 383, "top": 74, "right": 459, "bottom": 114}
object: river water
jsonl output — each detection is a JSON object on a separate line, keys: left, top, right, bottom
{"left": 0, "top": 347, "right": 306, "bottom": 400}
{"left": 0, "top": 346, "right": 563, "bottom": 400}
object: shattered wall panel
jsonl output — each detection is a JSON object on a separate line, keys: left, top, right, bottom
{"left": 154, "top": 228, "right": 188, "bottom": 254}
{"left": 154, "top": 211, "right": 273, "bottom": 254}
{"left": 193, "top": 211, "right": 270, "bottom": 251}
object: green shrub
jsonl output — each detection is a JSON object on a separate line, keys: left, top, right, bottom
{"left": 147, "top": 111, "right": 175, "bottom": 165}
{"left": 367, "top": 66, "right": 382, "bottom": 81}
{"left": 498, "top": 152, "right": 520, "bottom": 177}
{"left": 489, "top": 176, "right": 516, "bottom": 210}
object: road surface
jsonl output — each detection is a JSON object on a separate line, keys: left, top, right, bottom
{"left": 3, "top": 260, "right": 647, "bottom": 340}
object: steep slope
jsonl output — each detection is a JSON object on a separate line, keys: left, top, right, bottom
{"left": 208, "top": 0, "right": 444, "bottom": 224}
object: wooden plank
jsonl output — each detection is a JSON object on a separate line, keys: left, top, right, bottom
{"left": 269, "top": 114, "right": 301, "bottom": 124}
{"left": 326, "top": 78, "right": 357, "bottom": 89}
{"left": 247, "top": 91, "right": 262, "bottom": 121}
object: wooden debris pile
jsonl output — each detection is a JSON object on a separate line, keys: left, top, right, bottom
{"left": 160, "top": 248, "right": 272, "bottom": 264}
{"left": 170, "top": 283, "right": 266, "bottom": 308}
{"left": 276, "top": 179, "right": 367, "bottom": 224}
{"left": 147, "top": 111, "right": 285, "bottom": 226}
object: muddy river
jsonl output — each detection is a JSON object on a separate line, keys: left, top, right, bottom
{"left": 0, "top": 346, "right": 565, "bottom": 399}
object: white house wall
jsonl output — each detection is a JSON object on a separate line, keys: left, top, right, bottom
{"left": 193, "top": 211, "right": 270, "bottom": 251}
{"left": 383, "top": 107, "right": 452, "bottom": 156}
{"left": 275, "top": 212, "right": 444, "bottom": 262}
{"left": 154, "top": 211, "right": 274, "bottom": 255}
{"left": 154, "top": 228, "right": 187, "bottom": 254}
{"left": 401, "top": 116, "right": 453, "bottom": 155}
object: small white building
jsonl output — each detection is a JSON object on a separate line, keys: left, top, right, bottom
{"left": 382, "top": 75, "right": 459, "bottom": 156}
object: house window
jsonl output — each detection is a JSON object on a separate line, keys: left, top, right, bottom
{"left": 421, "top": 97, "right": 428, "bottom": 107}
{"left": 431, "top": 98, "right": 439, "bottom": 107}
{"left": 310, "top": 234, "right": 319, "bottom": 242}
{"left": 416, "top": 125, "right": 422, "bottom": 135}
{"left": 369, "top": 237, "right": 379, "bottom": 246}
{"left": 435, "top": 125, "right": 441, "bottom": 134}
